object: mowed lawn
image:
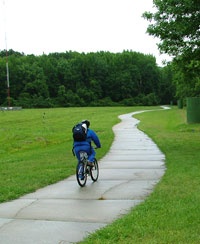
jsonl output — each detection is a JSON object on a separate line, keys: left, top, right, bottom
{"left": 0, "top": 106, "right": 156, "bottom": 202}
{"left": 1, "top": 106, "right": 200, "bottom": 243}
{"left": 80, "top": 107, "right": 200, "bottom": 244}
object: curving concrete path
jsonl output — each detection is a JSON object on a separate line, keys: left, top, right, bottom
{"left": 0, "top": 109, "right": 166, "bottom": 244}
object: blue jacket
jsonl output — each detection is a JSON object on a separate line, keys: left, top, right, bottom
{"left": 86, "top": 128, "right": 101, "bottom": 147}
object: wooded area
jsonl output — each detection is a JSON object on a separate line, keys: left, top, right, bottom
{"left": 0, "top": 50, "right": 175, "bottom": 108}
{"left": 0, "top": 1, "right": 199, "bottom": 108}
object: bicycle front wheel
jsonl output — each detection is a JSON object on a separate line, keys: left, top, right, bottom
{"left": 90, "top": 158, "right": 99, "bottom": 182}
{"left": 76, "top": 162, "right": 87, "bottom": 187}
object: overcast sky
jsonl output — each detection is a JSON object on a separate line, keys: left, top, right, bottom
{"left": 0, "top": 0, "right": 171, "bottom": 66}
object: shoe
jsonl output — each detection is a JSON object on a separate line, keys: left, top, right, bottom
{"left": 87, "top": 161, "right": 94, "bottom": 167}
{"left": 79, "top": 173, "right": 84, "bottom": 180}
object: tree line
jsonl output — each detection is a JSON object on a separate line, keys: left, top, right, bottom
{"left": 1, "top": 1, "right": 199, "bottom": 108}
{"left": 0, "top": 49, "right": 175, "bottom": 108}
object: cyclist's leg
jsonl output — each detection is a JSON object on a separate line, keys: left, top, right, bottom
{"left": 76, "top": 162, "right": 87, "bottom": 186}
{"left": 74, "top": 144, "right": 90, "bottom": 177}
{"left": 74, "top": 146, "right": 84, "bottom": 179}
{"left": 73, "top": 146, "right": 81, "bottom": 162}
{"left": 88, "top": 147, "right": 96, "bottom": 163}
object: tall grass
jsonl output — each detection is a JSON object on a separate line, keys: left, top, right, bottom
{"left": 0, "top": 106, "right": 156, "bottom": 202}
{"left": 80, "top": 107, "right": 200, "bottom": 243}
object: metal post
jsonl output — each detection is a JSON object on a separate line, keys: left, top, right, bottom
{"left": 3, "top": 0, "right": 11, "bottom": 107}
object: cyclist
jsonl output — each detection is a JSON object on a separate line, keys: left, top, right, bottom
{"left": 73, "top": 120, "right": 101, "bottom": 167}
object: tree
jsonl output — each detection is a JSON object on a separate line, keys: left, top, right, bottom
{"left": 159, "top": 64, "right": 175, "bottom": 104}
{"left": 143, "top": 0, "right": 200, "bottom": 100}
{"left": 143, "top": 0, "right": 200, "bottom": 58}
{"left": 0, "top": 58, "right": 7, "bottom": 104}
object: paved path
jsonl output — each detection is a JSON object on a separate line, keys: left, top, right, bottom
{"left": 0, "top": 109, "right": 166, "bottom": 244}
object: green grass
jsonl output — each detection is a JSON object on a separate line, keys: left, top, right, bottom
{"left": 80, "top": 107, "right": 200, "bottom": 243}
{"left": 2, "top": 106, "right": 199, "bottom": 243}
{"left": 0, "top": 106, "right": 157, "bottom": 202}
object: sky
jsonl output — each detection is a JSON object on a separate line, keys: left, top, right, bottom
{"left": 0, "top": 0, "right": 171, "bottom": 66}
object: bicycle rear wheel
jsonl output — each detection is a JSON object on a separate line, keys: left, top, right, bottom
{"left": 90, "top": 158, "right": 99, "bottom": 182}
{"left": 76, "top": 162, "right": 87, "bottom": 187}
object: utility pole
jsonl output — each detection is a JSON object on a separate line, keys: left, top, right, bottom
{"left": 5, "top": 40, "right": 10, "bottom": 107}
{"left": 3, "top": 0, "right": 11, "bottom": 107}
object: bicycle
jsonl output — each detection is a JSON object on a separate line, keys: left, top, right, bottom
{"left": 76, "top": 151, "right": 99, "bottom": 187}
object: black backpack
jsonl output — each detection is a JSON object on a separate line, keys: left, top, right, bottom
{"left": 72, "top": 123, "right": 87, "bottom": 141}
